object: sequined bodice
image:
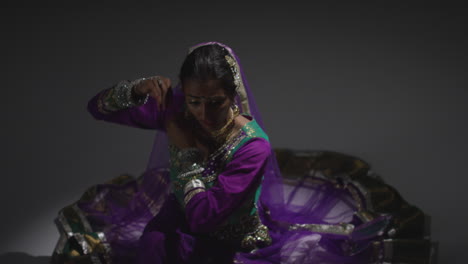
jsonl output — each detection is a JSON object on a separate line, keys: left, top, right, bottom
{"left": 168, "top": 119, "right": 272, "bottom": 250}
{"left": 169, "top": 127, "right": 247, "bottom": 200}
{"left": 170, "top": 120, "right": 264, "bottom": 201}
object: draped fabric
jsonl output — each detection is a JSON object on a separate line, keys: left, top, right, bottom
{"left": 52, "top": 42, "right": 434, "bottom": 264}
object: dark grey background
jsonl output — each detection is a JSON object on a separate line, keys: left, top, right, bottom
{"left": 2, "top": 1, "right": 467, "bottom": 263}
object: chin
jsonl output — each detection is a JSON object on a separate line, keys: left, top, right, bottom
{"left": 198, "top": 122, "right": 214, "bottom": 131}
{"left": 201, "top": 123, "right": 221, "bottom": 133}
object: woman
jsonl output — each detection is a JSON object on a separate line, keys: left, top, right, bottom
{"left": 52, "top": 42, "right": 276, "bottom": 264}
{"left": 133, "top": 43, "right": 274, "bottom": 263}
{"left": 52, "top": 42, "right": 431, "bottom": 264}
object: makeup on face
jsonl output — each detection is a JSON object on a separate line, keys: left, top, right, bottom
{"left": 183, "top": 80, "right": 233, "bottom": 131}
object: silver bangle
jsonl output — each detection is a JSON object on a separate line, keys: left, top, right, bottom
{"left": 183, "top": 188, "right": 205, "bottom": 206}
{"left": 113, "top": 79, "right": 149, "bottom": 109}
{"left": 178, "top": 167, "right": 205, "bottom": 179}
{"left": 183, "top": 179, "right": 206, "bottom": 195}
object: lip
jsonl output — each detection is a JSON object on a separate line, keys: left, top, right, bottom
{"left": 201, "top": 120, "right": 215, "bottom": 127}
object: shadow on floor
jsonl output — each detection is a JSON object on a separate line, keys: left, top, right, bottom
{"left": 0, "top": 252, "right": 50, "bottom": 264}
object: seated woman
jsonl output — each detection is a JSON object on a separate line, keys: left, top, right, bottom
{"left": 52, "top": 42, "right": 273, "bottom": 264}
{"left": 51, "top": 42, "right": 434, "bottom": 264}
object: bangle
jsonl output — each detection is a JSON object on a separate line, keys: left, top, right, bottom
{"left": 183, "top": 188, "right": 205, "bottom": 206}
{"left": 183, "top": 179, "right": 206, "bottom": 206}
{"left": 183, "top": 179, "right": 206, "bottom": 194}
{"left": 99, "top": 78, "right": 151, "bottom": 113}
{"left": 129, "top": 77, "right": 150, "bottom": 99}
{"left": 113, "top": 80, "right": 149, "bottom": 109}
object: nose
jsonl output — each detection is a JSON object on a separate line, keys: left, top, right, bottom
{"left": 198, "top": 102, "right": 213, "bottom": 123}
{"left": 198, "top": 103, "right": 208, "bottom": 121}
{"left": 197, "top": 103, "right": 217, "bottom": 125}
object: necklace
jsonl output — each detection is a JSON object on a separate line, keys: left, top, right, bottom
{"left": 211, "top": 108, "right": 239, "bottom": 145}
{"left": 192, "top": 106, "right": 241, "bottom": 155}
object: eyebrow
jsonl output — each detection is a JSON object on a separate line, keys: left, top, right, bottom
{"left": 187, "top": 95, "right": 227, "bottom": 100}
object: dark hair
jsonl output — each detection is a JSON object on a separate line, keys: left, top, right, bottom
{"left": 179, "top": 44, "right": 237, "bottom": 98}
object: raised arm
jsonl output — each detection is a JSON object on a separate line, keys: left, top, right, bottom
{"left": 87, "top": 77, "right": 173, "bottom": 130}
{"left": 183, "top": 138, "right": 271, "bottom": 233}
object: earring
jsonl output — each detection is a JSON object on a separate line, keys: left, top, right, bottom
{"left": 232, "top": 104, "right": 240, "bottom": 116}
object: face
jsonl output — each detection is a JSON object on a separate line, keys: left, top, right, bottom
{"left": 183, "top": 79, "right": 233, "bottom": 132}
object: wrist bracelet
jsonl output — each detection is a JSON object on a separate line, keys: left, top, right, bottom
{"left": 114, "top": 79, "right": 149, "bottom": 109}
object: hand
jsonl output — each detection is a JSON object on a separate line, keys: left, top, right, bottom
{"left": 133, "top": 76, "right": 172, "bottom": 111}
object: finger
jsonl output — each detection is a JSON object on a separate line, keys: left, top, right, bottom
{"left": 151, "top": 79, "right": 162, "bottom": 111}
{"left": 139, "top": 78, "right": 153, "bottom": 95}
{"left": 133, "top": 81, "right": 145, "bottom": 96}
{"left": 157, "top": 77, "right": 167, "bottom": 110}
{"left": 155, "top": 77, "right": 165, "bottom": 111}
{"left": 165, "top": 78, "right": 173, "bottom": 109}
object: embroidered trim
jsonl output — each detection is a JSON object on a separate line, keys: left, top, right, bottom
{"left": 54, "top": 206, "right": 112, "bottom": 263}
{"left": 171, "top": 129, "right": 248, "bottom": 191}
{"left": 288, "top": 222, "right": 355, "bottom": 236}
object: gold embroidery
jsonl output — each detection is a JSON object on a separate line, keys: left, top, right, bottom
{"left": 241, "top": 223, "right": 272, "bottom": 251}
{"left": 97, "top": 88, "right": 116, "bottom": 114}
{"left": 70, "top": 250, "right": 80, "bottom": 257}
{"left": 171, "top": 130, "right": 248, "bottom": 192}
{"left": 289, "top": 222, "right": 355, "bottom": 236}
{"left": 209, "top": 213, "right": 272, "bottom": 251}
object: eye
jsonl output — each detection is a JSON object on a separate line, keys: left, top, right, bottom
{"left": 188, "top": 101, "right": 201, "bottom": 105}
{"left": 209, "top": 100, "right": 223, "bottom": 106}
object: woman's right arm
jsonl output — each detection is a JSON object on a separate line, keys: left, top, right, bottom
{"left": 87, "top": 77, "right": 172, "bottom": 130}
